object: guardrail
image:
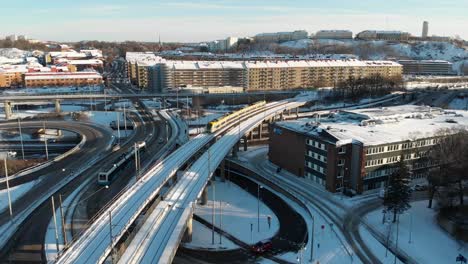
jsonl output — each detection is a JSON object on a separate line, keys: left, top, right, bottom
{"left": 0, "top": 134, "right": 86, "bottom": 185}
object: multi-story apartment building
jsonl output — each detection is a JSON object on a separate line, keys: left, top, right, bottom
{"left": 24, "top": 72, "right": 102, "bottom": 87}
{"left": 356, "top": 30, "right": 411, "bottom": 41}
{"left": 160, "top": 61, "right": 246, "bottom": 91}
{"left": 315, "top": 30, "right": 353, "bottom": 40}
{"left": 126, "top": 52, "right": 402, "bottom": 92}
{"left": 269, "top": 105, "right": 468, "bottom": 194}
{"left": 244, "top": 60, "right": 402, "bottom": 91}
{"left": 398, "top": 60, "right": 453, "bottom": 75}
{"left": 254, "top": 30, "right": 309, "bottom": 43}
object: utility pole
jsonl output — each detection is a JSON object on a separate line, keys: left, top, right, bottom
{"left": 219, "top": 200, "right": 222, "bottom": 244}
{"left": 43, "top": 121, "right": 49, "bottom": 160}
{"left": 123, "top": 102, "right": 128, "bottom": 137}
{"left": 116, "top": 112, "right": 121, "bottom": 145}
{"left": 394, "top": 214, "right": 400, "bottom": 264}
{"left": 17, "top": 117, "right": 25, "bottom": 160}
{"left": 59, "top": 194, "right": 67, "bottom": 245}
{"left": 51, "top": 196, "right": 60, "bottom": 253}
{"left": 208, "top": 149, "right": 216, "bottom": 245}
{"left": 257, "top": 184, "right": 262, "bottom": 232}
{"left": 134, "top": 143, "right": 139, "bottom": 179}
{"left": 4, "top": 159, "right": 12, "bottom": 218}
{"left": 104, "top": 89, "right": 107, "bottom": 112}
{"left": 109, "top": 211, "right": 115, "bottom": 264}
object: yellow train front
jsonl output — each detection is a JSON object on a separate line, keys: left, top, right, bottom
{"left": 206, "top": 101, "right": 266, "bottom": 133}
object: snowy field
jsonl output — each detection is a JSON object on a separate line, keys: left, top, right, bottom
{"left": 190, "top": 179, "right": 279, "bottom": 248}
{"left": 0, "top": 179, "right": 40, "bottom": 213}
{"left": 184, "top": 220, "right": 237, "bottom": 250}
{"left": 364, "top": 200, "right": 468, "bottom": 264}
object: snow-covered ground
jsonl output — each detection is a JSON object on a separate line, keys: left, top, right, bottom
{"left": 184, "top": 220, "right": 237, "bottom": 250}
{"left": 279, "top": 39, "right": 468, "bottom": 74}
{"left": 0, "top": 105, "right": 86, "bottom": 120}
{"left": 189, "top": 179, "right": 279, "bottom": 249}
{"left": 82, "top": 111, "right": 132, "bottom": 138}
{"left": 364, "top": 200, "right": 468, "bottom": 264}
{"left": 0, "top": 179, "right": 40, "bottom": 212}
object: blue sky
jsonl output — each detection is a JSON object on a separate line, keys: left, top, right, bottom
{"left": 1, "top": 0, "right": 467, "bottom": 42}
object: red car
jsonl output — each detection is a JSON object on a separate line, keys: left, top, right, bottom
{"left": 251, "top": 239, "right": 273, "bottom": 254}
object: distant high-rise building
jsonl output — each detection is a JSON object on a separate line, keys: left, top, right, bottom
{"left": 422, "top": 21, "right": 429, "bottom": 38}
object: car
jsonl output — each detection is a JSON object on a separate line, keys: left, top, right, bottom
{"left": 251, "top": 239, "right": 273, "bottom": 254}
{"left": 414, "top": 184, "right": 427, "bottom": 191}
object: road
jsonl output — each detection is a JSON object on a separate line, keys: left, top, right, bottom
{"left": 0, "top": 121, "right": 112, "bottom": 190}
{"left": 0, "top": 120, "right": 114, "bottom": 263}
{"left": 0, "top": 82, "right": 162, "bottom": 263}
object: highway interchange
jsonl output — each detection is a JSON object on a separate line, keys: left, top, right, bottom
{"left": 0, "top": 74, "right": 462, "bottom": 264}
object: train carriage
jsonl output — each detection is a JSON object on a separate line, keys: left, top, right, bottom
{"left": 206, "top": 101, "right": 266, "bottom": 133}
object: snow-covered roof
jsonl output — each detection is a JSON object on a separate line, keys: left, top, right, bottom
{"left": 276, "top": 105, "right": 468, "bottom": 146}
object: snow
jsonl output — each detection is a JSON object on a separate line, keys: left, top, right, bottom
{"left": 364, "top": 200, "right": 468, "bottom": 264}
{"left": 83, "top": 111, "right": 131, "bottom": 138}
{"left": 258, "top": 182, "right": 356, "bottom": 264}
{"left": 358, "top": 226, "right": 404, "bottom": 264}
{"left": 0, "top": 105, "right": 88, "bottom": 120}
{"left": 184, "top": 220, "right": 237, "bottom": 250}
{"left": 0, "top": 179, "right": 40, "bottom": 212}
{"left": 191, "top": 179, "right": 279, "bottom": 249}
{"left": 276, "top": 105, "right": 468, "bottom": 146}
{"left": 44, "top": 177, "right": 94, "bottom": 262}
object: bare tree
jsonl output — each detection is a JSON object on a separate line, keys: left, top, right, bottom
{"left": 426, "top": 128, "right": 468, "bottom": 208}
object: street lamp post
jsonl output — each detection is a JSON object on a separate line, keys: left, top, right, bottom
{"left": 257, "top": 184, "right": 263, "bottom": 233}
{"left": 3, "top": 158, "right": 13, "bottom": 218}
{"left": 219, "top": 200, "right": 223, "bottom": 244}
{"left": 123, "top": 102, "right": 128, "bottom": 137}
{"left": 408, "top": 212, "right": 413, "bottom": 244}
{"left": 51, "top": 196, "right": 60, "bottom": 253}
{"left": 17, "top": 117, "right": 25, "bottom": 160}
{"left": 59, "top": 194, "right": 67, "bottom": 245}
{"left": 43, "top": 121, "right": 49, "bottom": 160}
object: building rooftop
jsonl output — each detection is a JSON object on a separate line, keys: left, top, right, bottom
{"left": 276, "top": 105, "right": 468, "bottom": 146}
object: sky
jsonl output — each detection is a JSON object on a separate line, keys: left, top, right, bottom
{"left": 1, "top": 0, "right": 467, "bottom": 42}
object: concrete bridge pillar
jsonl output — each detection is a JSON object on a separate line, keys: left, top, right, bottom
{"left": 243, "top": 136, "right": 248, "bottom": 151}
{"left": 296, "top": 107, "right": 299, "bottom": 117}
{"left": 182, "top": 216, "right": 193, "bottom": 243}
{"left": 54, "top": 99, "right": 61, "bottom": 113}
{"left": 280, "top": 112, "right": 284, "bottom": 121}
{"left": 259, "top": 124, "right": 263, "bottom": 140}
{"left": 4, "top": 101, "right": 12, "bottom": 120}
{"left": 220, "top": 159, "right": 226, "bottom": 182}
{"left": 200, "top": 188, "right": 208, "bottom": 205}
{"left": 231, "top": 144, "right": 238, "bottom": 158}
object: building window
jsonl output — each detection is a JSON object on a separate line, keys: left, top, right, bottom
{"left": 338, "top": 159, "right": 345, "bottom": 166}
{"left": 338, "top": 146, "right": 346, "bottom": 154}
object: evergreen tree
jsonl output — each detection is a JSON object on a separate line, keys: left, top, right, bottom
{"left": 383, "top": 158, "right": 412, "bottom": 222}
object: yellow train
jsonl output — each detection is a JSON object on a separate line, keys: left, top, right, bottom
{"left": 207, "top": 101, "right": 266, "bottom": 133}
